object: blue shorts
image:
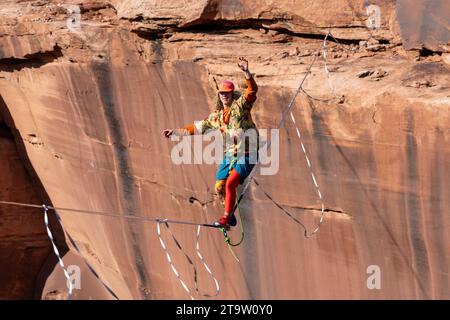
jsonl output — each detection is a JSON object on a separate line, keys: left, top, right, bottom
{"left": 215, "top": 154, "right": 256, "bottom": 184}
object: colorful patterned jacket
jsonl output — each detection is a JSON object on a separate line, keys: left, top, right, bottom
{"left": 183, "top": 76, "right": 258, "bottom": 156}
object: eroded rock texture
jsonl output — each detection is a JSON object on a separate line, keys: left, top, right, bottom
{"left": 0, "top": 97, "right": 67, "bottom": 299}
{"left": 0, "top": 0, "right": 449, "bottom": 299}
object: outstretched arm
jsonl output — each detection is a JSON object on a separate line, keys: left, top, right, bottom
{"left": 163, "top": 124, "right": 196, "bottom": 138}
{"left": 163, "top": 127, "right": 191, "bottom": 137}
{"left": 163, "top": 114, "right": 217, "bottom": 138}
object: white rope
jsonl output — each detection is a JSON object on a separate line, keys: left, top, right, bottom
{"left": 288, "top": 111, "right": 326, "bottom": 238}
{"left": 322, "top": 31, "right": 336, "bottom": 96}
{"left": 245, "top": 37, "right": 331, "bottom": 238}
{"left": 234, "top": 53, "right": 320, "bottom": 208}
{"left": 43, "top": 205, "right": 74, "bottom": 300}
{"left": 282, "top": 31, "right": 339, "bottom": 237}
{"left": 195, "top": 225, "right": 220, "bottom": 295}
{"left": 156, "top": 220, "right": 220, "bottom": 299}
{"left": 52, "top": 209, "right": 120, "bottom": 299}
{"left": 156, "top": 221, "right": 195, "bottom": 300}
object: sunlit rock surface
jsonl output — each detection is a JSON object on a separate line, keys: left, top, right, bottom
{"left": 0, "top": 0, "right": 449, "bottom": 299}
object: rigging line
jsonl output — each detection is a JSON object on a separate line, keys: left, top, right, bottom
{"left": 322, "top": 31, "right": 336, "bottom": 96}
{"left": 253, "top": 180, "right": 310, "bottom": 235}
{"left": 42, "top": 205, "right": 73, "bottom": 300}
{"left": 300, "top": 31, "right": 341, "bottom": 102}
{"left": 195, "top": 225, "right": 221, "bottom": 295}
{"left": 160, "top": 221, "right": 220, "bottom": 298}
{"left": 301, "top": 88, "right": 336, "bottom": 102}
{"left": 253, "top": 179, "right": 326, "bottom": 238}
{"left": 327, "top": 32, "right": 359, "bottom": 53}
{"left": 288, "top": 107, "right": 326, "bottom": 238}
{"left": 43, "top": 204, "right": 120, "bottom": 299}
{"left": 0, "top": 200, "right": 220, "bottom": 229}
{"left": 156, "top": 221, "right": 195, "bottom": 300}
{"left": 52, "top": 209, "right": 121, "bottom": 300}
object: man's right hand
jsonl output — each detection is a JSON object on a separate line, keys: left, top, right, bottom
{"left": 163, "top": 129, "right": 174, "bottom": 138}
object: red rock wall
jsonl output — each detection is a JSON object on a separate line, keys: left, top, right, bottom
{"left": 396, "top": 0, "right": 450, "bottom": 51}
{"left": 0, "top": 97, "right": 67, "bottom": 299}
{"left": 1, "top": 58, "right": 449, "bottom": 299}
{"left": 0, "top": 0, "right": 449, "bottom": 299}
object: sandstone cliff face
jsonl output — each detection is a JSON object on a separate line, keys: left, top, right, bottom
{"left": 0, "top": 0, "right": 449, "bottom": 299}
{"left": 0, "top": 98, "right": 67, "bottom": 299}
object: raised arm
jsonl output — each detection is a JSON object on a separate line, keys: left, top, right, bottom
{"left": 244, "top": 74, "right": 258, "bottom": 103}
{"left": 239, "top": 57, "right": 258, "bottom": 103}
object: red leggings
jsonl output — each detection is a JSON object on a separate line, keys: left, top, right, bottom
{"left": 225, "top": 169, "right": 241, "bottom": 214}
